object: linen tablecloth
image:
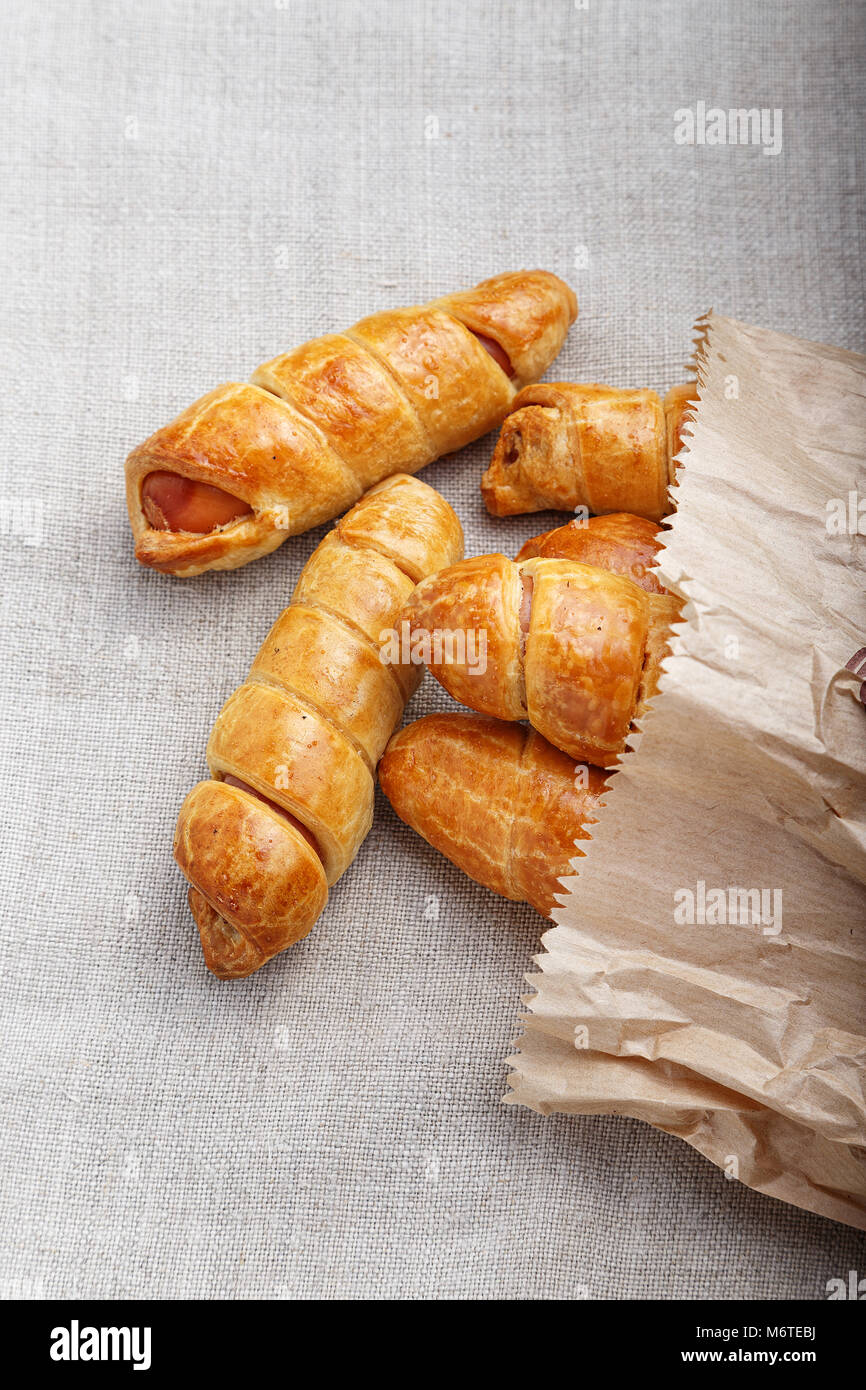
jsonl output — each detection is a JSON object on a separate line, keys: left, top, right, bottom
{"left": 1, "top": 0, "right": 864, "bottom": 1298}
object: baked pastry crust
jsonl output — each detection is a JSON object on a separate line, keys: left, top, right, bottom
{"left": 383, "top": 514, "right": 684, "bottom": 911}
{"left": 126, "top": 271, "right": 576, "bottom": 577}
{"left": 481, "top": 382, "right": 697, "bottom": 522}
{"left": 173, "top": 474, "right": 463, "bottom": 978}
{"left": 380, "top": 714, "right": 607, "bottom": 918}
{"left": 404, "top": 553, "right": 682, "bottom": 767}
{"left": 515, "top": 511, "right": 668, "bottom": 593}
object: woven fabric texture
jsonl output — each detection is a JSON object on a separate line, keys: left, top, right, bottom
{"left": 1, "top": 0, "right": 864, "bottom": 1299}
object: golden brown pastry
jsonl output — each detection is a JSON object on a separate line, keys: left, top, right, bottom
{"left": 173, "top": 474, "right": 463, "bottom": 979}
{"left": 403, "top": 554, "right": 682, "bottom": 767}
{"left": 380, "top": 714, "right": 607, "bottom": 917}
{"left": 515, "top": 511, "right": 669, "bottom": 593}
{"left": 664, "top": 383, "right": 698, "bottom": 464}
{"left": 126, "top": 271, "right": 577, "bottom": 577}
{"left": 382, "top": 517, "right": 684, "bottom": 910}
{"left": 481, "top": 382, "right": 697, "bottom": 522}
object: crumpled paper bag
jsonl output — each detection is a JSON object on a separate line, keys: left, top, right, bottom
{"left": 506, "top": 313, "right": 866, "bottom": 1230}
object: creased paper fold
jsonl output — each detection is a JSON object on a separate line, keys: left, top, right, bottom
{"left": 506, "top": 313, "right": 866, "bottom": 1230}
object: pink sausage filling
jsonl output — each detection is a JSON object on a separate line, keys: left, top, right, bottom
{"left": 142, "top": 332, "right": 512, "bottom": 538}
{"left": 469, "top": 330, "right": 515, "bottom": 378}
{"left": 518, "top": 573, "right": 534, "bottom": 660}
{"left": 142, "top": 471, "right": 252, "bottom": 534}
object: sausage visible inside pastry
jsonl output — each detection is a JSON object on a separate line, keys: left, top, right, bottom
{"left": 468, "top": 330, "right": 515, "bottom": 378}
{"left": 128, "top": 273, "right": 577, "bottom": 577}
{"left": 141, "top": 470, "right": 252, "bottom": 534}
{"left": 140, "top": 331, "right": 512, "bottom": 536}
{"left": 518, "top": 571, "right": 533, "bottom": 663}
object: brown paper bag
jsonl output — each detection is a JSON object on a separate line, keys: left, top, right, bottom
{"left": 506, "top": 313, "right": 866, "bottom": 1230}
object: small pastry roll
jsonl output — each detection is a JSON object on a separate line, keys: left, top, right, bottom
{"left": 174, "top": 474, "right": 463, "bottom": 978}
{"left": 403, "top": 554, "right": 682, "bottom": 767}
{"left": 380, "top": 713, "right": 607, "bottom": 918}
{"left": 481, "top": 382, "right": 698, "bottom": 522}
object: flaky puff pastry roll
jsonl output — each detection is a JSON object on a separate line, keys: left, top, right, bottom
{"left": 380, "top": 714, "right": 607, "bottom": 918}
{"left": 481, "top": 382, "right": 697, "bottom": 522}
{"left": 174, "top": 474, "right": 463, "bottom": 979}
{"left": 403, "top": 553, "right": 682, "bottom": 767}
{"left": 126, "top": 270, "right": 576, "bottom": 577}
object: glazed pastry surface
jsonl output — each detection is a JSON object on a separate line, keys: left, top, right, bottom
{"left": 380, "top": 714, "right": 607, "bottom": 918}
{"left": 126, "top": 271, "right": 577, "bottom": 576}
{"left": 174, "top": 474, "right": 463, "bottom": 978}
{"left": 404, "top": 553, "right": 682, "bottom": 766}
{"left": 481, "top": 382, "right": 697, "bottom": 522}
{"left": 515, "top": 511, "right": 669, "bottom": 593}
